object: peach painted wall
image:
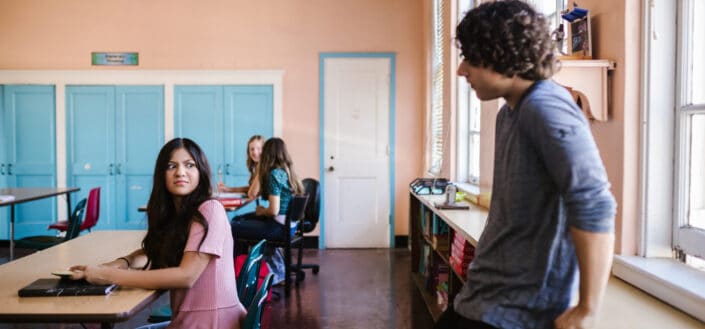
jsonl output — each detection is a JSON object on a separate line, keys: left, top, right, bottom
{"left": 577, "top": 0, "right": 642, "bottom": 255}
{"left": 0, "top": 0, "right": 425, "bottom": 237}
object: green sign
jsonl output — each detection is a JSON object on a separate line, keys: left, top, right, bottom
{"left": 92, "top": 52, "right": 139, "bottom": 66}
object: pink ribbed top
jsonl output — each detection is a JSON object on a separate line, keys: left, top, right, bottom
{"left": 168, "top": 200, "right": 245, "bottom": 329}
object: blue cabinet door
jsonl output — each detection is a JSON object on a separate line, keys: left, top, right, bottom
{"left": 224, "top": 86, "right": 273, "bottom": 216}
{"left": 174, "top": 86, "right": 224, "bottom": 183}
{"left": 0, "top": 86, "right": 6, "bottom": 238}
{"left": 67, "top": 86, "right": 163, "bottom": 230}
{"left": 66, "top": 86, "right": 116, "bottom": 230}
{"left": 3, "top": 85, "right": 57, "bottom": 238}
{"left": 115, "top": 86, "right": 164, "bottom": 229}
{"left": 223, "top": 86, "right": 274, "bottom": 188}
{"left": 175, "top": 85, "right": 273, "bottom": 216}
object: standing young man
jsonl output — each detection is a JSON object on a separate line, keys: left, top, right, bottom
{"left": 435, "top": 1, "right": 617, "bottom": 328}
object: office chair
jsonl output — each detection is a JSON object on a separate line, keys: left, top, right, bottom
{"left": 234, "top": 194, "right": 308, "bottom": 296}
{"left": 293, "top": 178, "right": 321, "bottom": 281}
{"left": 15, "top": 198, "right": 87, "bottom": 250}
{"left": 48, "top": 187, "right": 100, "bottom": 232}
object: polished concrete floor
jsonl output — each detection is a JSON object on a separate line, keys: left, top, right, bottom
{"left": 0, "top": 246, "right": 435, "bottom": 329}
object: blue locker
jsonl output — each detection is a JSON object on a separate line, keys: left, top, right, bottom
{"left": 66, "top": 86, "right": 163, "bottom": 230}
{"left": 0, "top": 86, "right": 6, "bottom": 238}
{"left": 2, "top": 85, "right": 57, "bottom": 238}
{"left": 175, "top": 85, "right": 273, "bottom": 216}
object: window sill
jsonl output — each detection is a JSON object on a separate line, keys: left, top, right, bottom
{"left": 612, "top": 255, "right": 705, "bottom": 323}
{"left": 455, "top": 182, "right": 480, "bottom": 195}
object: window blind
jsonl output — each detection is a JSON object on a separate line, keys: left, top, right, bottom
{"left": 429, "top": 0, "right": 446, "bottom": 175}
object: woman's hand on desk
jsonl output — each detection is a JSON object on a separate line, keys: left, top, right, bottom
{"left": 218, "top": 182, "right": 229, "bottom": 193}
{"left": 68, "top": 265, "right": 113, "bottom": 285}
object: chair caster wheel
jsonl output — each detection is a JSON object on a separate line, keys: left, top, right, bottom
{"left": 313, "top": 267, "right": 320, "bottom": 274}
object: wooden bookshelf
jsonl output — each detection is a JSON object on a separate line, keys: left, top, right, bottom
{"left": 409, "top": 190, "right": 488, "bottom": 321}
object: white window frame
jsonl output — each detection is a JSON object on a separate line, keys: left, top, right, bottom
{"left": 455, "top": 0, "right": 480, "bottom": 185}
{"left": 673, "top": 0, "right": 705, "bottom": 260}
{"left": 613, "top": 0, "right": 705, "bottom": 323}
{"left": 428, "top": 0, "right": 445, "bottom": 176}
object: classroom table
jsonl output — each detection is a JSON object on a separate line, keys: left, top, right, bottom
{"left": 0, "top": 187, "right": 80, "bottom": 260}
{"left": 0, "top": 230, "right": 161, "bottom": 329}
{"left": 137, "top": 193, "right": 251, "bottom": 212}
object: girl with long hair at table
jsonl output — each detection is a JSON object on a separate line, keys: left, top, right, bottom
{"left": 218, "top": 134, "right": 264, "bottom": 199}
{"left": 231, "top": 137, "right": 304, "bottom": 285}
{"left": 70, "top": 138, "right": 246, "bottom": 328}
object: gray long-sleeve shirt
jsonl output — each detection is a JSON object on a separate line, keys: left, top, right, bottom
{"left": 453, "top": 79, "right": 616, "bottom": 329}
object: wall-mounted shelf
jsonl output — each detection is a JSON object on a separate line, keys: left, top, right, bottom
{"left": 553, "top": 59, "right": 615, "bottom": 122}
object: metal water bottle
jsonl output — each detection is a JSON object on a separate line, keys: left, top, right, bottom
{"left": 445, "top": 183, "right": 456, "bottom": 205}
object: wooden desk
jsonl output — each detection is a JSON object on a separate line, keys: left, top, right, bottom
{"left": 0, "top": 231, "right": 161, "bottom": 328}
{"left": 0, "top": 187, "right": 80, "bottom": 260}
{"left": 138, "top": 196, "right": 251, "bottom": 212}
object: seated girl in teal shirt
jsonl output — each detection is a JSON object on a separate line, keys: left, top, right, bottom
{"left": 231, "top": 137, "right": 304, "bottom": 285}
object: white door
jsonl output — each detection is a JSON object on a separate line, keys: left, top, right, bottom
{"left": 323, "top": 56, "right": 391, "bottom": 248}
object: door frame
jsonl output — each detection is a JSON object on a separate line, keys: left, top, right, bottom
{"left": 318, "top": 52, "right": 396, "bottom": 249}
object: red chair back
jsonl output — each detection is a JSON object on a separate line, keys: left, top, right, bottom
{"left": 81, "top": 187, "right": 100, "bottom": 231}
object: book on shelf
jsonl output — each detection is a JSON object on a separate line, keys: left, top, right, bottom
{"left": 432, "top": 234, "right": 450, "bottom": 253}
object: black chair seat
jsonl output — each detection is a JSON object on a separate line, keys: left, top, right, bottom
{"left": 15, "top": 199, "right": 87, "bottom": 251}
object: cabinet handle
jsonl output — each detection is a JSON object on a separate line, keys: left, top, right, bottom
{"left": 116, "top": 164, "right": 122, "bottom": 175}
{"left": 225, "top": 164, "right": 230, "bottom": 176}
{"left": 0, "top": 164, "right": 4, "bottom": 175}
{"left": 109, "top": 164, "right": 114, "bottom": 175}
{"left": 7, "top": 164, "right": 11, "bottom": 175}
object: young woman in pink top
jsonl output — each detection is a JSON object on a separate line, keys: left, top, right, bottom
{"left": 70, "top": 138, "right": 246, "bottom": 328}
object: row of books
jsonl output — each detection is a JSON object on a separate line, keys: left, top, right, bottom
{"left": 422, "top": 209, "right": 451, "bottom": 240}
{"left": 423, "top": 250, "right": 450, "bottom": 312}
{"left": 448, "top": 232, "right": 475, "bottom": 281}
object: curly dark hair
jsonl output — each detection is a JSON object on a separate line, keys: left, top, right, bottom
{"left": 143, "top": 138, "right": 213, "bottom": 269}
{"left": 455, "top": 0, "right": 558, "bottom": 80}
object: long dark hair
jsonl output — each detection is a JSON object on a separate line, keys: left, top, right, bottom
{"left": 257, "top": 137, "right": 303, "bottom": 198}
{"left": 246, "top": 135, "right": 264, "bottom": 185}
{"left": 143, "top": 138, "right": 213, "bottom": 269}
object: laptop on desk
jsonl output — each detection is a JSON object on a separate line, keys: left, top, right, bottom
{"left": 18, "top": 278, "right": 118, "bottom": 297}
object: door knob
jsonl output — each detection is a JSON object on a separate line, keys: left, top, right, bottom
{"left": 328, "top": 166, "right": 335, "bottom": 172}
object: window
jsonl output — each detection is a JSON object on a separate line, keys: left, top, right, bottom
{"left": 454, "top": 0, "right": 565, "bottom": 185}
{"left": 675, "top": 0, "right": 705, "bottom": 265}
{"left": 526, "top": 0, "right": 566, "bottom": 32}
{"left": 428, "top": 0, "right": 445, "bottom": 176}
{"left": 455, "top": 0, "right": 480, "bottom": 185}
